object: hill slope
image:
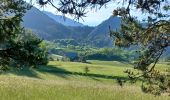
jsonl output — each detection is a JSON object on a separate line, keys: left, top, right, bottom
{"left": 22, "top": 7, "right": 94, "bottom": 42}
{"left": 43, "top": 11, "right": 84, "bottom": 27}
{"left": 22, "top": 7, "right": 75, "bottom": 40}
{"left": 87, "top": 16, "right": 121, "bottom": 47}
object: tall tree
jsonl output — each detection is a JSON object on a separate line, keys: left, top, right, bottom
{"left": 36, "top": 0, "right": 170, "bottom": 95}
{"left": 0, "top": 0, "right": 48, "bottom": 69}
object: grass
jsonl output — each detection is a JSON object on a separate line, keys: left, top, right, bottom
{"left": 0, "top": 60, "right": 169, "bottom": 100}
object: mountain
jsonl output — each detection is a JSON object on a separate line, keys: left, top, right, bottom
{"left": 22, "top": 7, "right": 94, "bottom": 41}
{"left": 67, "top": 26, "right": 94, "bottom": 40}
{"left": 43, "top": 11, "right": 84, "bottom": 27}
{"left": 22, "top": 7, "right": 75, "bottom": 40}
{"left": 22, "top": 7, "right": 120, "bottom": 47}
{"left": 22, "top": 7, "right": 122, "bottom": 48}
{"left": 87, "top": 16, "right": 121, "bottom": 47}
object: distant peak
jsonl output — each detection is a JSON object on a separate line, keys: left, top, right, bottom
{"left": 43, "top": 11, "right": 84, "bottom": 27}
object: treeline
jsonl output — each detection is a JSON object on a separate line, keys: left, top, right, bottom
{"left": 80, "top": 48, "right": 136, "bottom": 62}
{"left": 48, "top": 45, "right": 137, "bottom": 62}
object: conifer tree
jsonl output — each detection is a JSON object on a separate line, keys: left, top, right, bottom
{"left": 0, "top": 0, "right": 48, "bottom": 69}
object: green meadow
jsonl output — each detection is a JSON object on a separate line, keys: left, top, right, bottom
{"left": 0, "top": 60, "right": 169, "bottom": 100}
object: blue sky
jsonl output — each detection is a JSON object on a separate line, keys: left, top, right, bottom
{"left": 40, "top": 5, "right": 114, "bottom": 26}
{"left": 25, "top": 0, "right": 117, "bottom": 26}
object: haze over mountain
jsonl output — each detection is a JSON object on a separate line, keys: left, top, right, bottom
{"left": 22, "top": 7, "right": 73, "bottom": 40}
{"left": 21, "top": 7, "right": 170, "bottom": 58}
{"left": 43, "top": 11, "right": 84, "bottom": 27}
{"left": 22, "top": 7, "right": 123, "bottom": 47}
{"left": 22, "top": 6, "right": 123, "bottom": 48}
{"left": 22, "top": 7, "right": 94, "bottom": 41}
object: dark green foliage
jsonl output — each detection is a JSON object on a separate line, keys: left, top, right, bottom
{"left": 0, "top": 0, "right": 30, "bottom": 41}
{"left": 10, "top": 30, "right": 48, "bottom": 67}
{"left": 0, "top": 0, "right": 48, "bottom": 69}
{"left": 48, "top": 40, "right": 136, "bottom": 62}
{"left": 0, "top": 29, "right": 48, "bottom": 68}
{"left": 84, "top": 48, "right": 136, "bottom": 61}
{"left": 53, "top": 39, "right": 79, "bottom": 46}
{"left": 77, "top": 53, "right": 87, "bottom": 63}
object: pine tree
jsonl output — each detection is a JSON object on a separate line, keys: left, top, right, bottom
{"left": 0, "top": 0, "right": 48, "bottom": 69}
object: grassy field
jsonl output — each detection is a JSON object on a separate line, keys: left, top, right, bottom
{"left": 0, "top": 60, "right": 169, "bottom": 100}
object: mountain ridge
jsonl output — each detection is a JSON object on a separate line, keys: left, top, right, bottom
{"left": 22, "top": 7, "right": 122, "bottom": 47}
{"left": 87, "top": 16, "right": 122, "bottom": 47}
{"left": 43, "top": 11, "right": 84, "bottom": 27}
{"left": 22, "top": 7, "right": 94, "bottom": 41}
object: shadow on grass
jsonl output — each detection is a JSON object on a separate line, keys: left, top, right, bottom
{"left": 3, "top": 65, "right": 70, "bottom": 79}
{"left": 70, "top": 72, "right": 128, "bottom": 80}
{"left": 3, "top": 65, "right": 129, "bottom": 81}
{"left": 35, "top": 65, "right": 70, "bottom": 79}
{"left": 4, "top": 67, "right": 40, "bottom": 78}
{"left": 37, "top": 65, "right": 129, "bottom": 81}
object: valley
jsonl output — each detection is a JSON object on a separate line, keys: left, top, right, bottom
{"left": 1, "top": 1, "right": 170, "bottom": 100}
